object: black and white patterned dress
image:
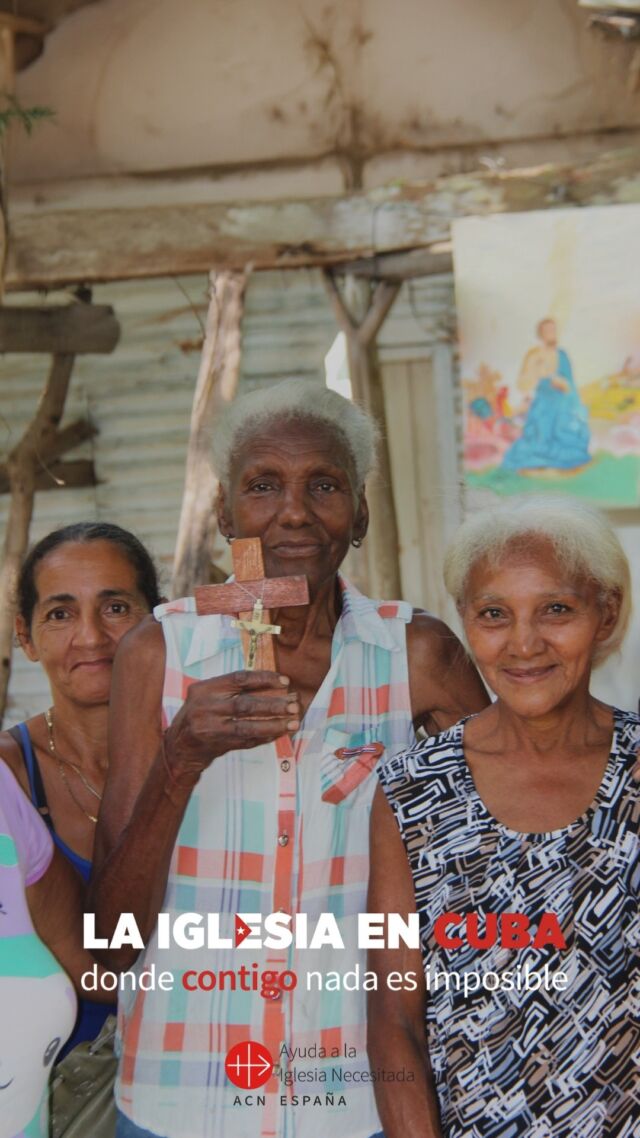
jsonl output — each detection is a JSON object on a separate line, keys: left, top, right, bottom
{"left": 378, "top": 709, "right": 640, "bottom": 1138}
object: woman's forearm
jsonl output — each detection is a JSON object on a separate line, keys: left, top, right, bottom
{"left": 369, "top": 1018, "right": 443, "bottom": 1138}
{"left": 87, "top": 747, "right": 196, "bottom": 970}
{"left": 367, "top": 787, "right": 443, "bottom": 1136}
{"left": 27, "top": 848, "right": 119, "bottom": 995}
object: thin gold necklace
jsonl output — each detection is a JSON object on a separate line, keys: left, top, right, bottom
{"left": 44, "top": 708, "right": 102, "bottom": 825}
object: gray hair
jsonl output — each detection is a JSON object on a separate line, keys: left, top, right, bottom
{"left": 211, "top": 379, "right": 378, "bottom": 490}
{"left": 443, "top": 494, "right": 631, "bottom": 665}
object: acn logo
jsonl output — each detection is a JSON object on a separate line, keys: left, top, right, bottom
{"left": 225, "top": 1040, "right": 274, "bottom": 1090}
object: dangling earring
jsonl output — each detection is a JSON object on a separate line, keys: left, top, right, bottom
{"left": 351, "top": 537, "right": 363, "bottom": 548}
{"left": 225, "top": 534, "right": 234, "bottom": 545}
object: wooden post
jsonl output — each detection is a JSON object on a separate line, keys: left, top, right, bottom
{"left": 323, "top": 271, "right": 402, "bottom": 600}
{"left": 0, "top": 304, "right": 120, "bottom": 353}
{"left": 0, "top": 13, "right": 47, "bottom": 298}
{"left": 171, "top": 269, "right": 248, "bottom": 598}
{"left": 0, "top": 17, "right": 15, "bottom": 302}
{"left": 0, "top": 354, "right": 75, "bottom": 723}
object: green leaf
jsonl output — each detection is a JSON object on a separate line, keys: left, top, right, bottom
{"left": 0, "top": 94, "right": 55, "bottom": 138}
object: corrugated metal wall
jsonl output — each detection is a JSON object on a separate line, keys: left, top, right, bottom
{"left": 0, "top": 270, "right": 455, "bottom": 724}
{"left": 3, "top": 268, "right": 637, "bottom": 722}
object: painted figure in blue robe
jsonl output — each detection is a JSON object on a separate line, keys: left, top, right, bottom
{"left": 502, "top": 318, "right": 591, "bottom": 473}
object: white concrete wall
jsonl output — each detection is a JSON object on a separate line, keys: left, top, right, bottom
{"left": 10, "top": 0, "right": 640, "bottom": 200}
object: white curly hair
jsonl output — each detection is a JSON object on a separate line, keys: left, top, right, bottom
{"left": 211, "top": 378, "right": 378, "bottom": 490}
{"left": 443, "top": 494, "right": 631, "bottom": 665}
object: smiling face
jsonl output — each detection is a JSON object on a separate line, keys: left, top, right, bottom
{"left": 461, "top": 540, "right": 619, "bottom": 720}
{"left": 218, "top": 419, "right": 369, "bottom": 597}
{"left": 15, "top": 540, "right": 151, "bottom": 708}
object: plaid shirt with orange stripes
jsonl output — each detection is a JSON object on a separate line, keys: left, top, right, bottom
{"left": 116, "top": 577, "right": 417, "bottom": 1138}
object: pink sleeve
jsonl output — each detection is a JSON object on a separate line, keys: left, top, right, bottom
{"left": 0, "top": 759, "right": 54, "bottom": 885}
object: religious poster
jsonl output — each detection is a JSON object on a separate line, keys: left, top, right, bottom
{"left": 453, "top": 204, "right": 640, "bottom": 506}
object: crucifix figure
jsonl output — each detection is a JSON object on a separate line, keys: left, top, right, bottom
{"left": 231, "top": 597, "right": 280, "bottom": 670}
{"left": 194, "top": 537, "right": 309, "bottom": 670}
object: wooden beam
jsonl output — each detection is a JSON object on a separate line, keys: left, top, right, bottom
{"left": 335, "top": 245, "right": 453, "bottom": 281}
{"left": 323, "top": 271, "right": 402, "bottom": 600}
{"left": 36, "top": 417, "right": 97, "bottom": 462}
{"left": 0, "top": 304, "right": 120, "bottom": 354}
{"left": 5, "top": 148, "right": 640, "bottom": 289}
{"left": 0, "top": 14, "right": 47, "bottom": 38}
{"left": 171, "top": 269, "right": 248, "bottom": 598}
{"left": 0, "top": 352, "right": 76, "bottom": 722}
{"left": 588, "top": 13, "right": 640, "bottom": 40}
{"left": 0, "top": 415, "right": 96, "bottom": 491}
{"left": 0, "top": 458, "right": 96, "bottom": 494}
{"left": 0, "top": 13, "right": 15, "bottom": 303}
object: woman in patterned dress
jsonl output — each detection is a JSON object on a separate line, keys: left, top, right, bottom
{"left": 369, "top": 495, "right": 638, "bottom": 1138}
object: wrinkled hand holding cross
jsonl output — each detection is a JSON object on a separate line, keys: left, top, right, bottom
{"left": 161, "top": 539, "right": 309, "bottom": 793}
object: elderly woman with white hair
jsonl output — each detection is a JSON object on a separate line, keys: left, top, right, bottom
{"left": 89, "top": 379, "right": 487, "bottom": 1138}
{"left": 368, "top": 495, "right": 639, "bottom": 1138}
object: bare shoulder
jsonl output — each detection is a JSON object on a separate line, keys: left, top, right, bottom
{"left": 0, "top": 728, "right": 28, "bottom": 788}
{"left": 406, "top": 610, "right": 464, "bottom": 668}
{"left": 406, "top": 609, "right": 488, "bottom": 733}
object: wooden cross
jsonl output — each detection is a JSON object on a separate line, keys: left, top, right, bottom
{"left": 194, "top": 538, "right": 309, "bottom": 670}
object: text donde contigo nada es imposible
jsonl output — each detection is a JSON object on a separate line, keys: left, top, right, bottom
{"left": 82, "top": 910, "right": 570, "bottom": 997}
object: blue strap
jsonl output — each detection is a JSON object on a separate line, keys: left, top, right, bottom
{"left": 16, "top": 721, "right": 49, "bottom": 819}
{"left": 14, "top": 721, "right": 91, "bottom": 880}
{"left": 58, "top": 839, "right": 91, "bottom": 882}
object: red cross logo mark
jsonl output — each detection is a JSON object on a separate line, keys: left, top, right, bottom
{"left": 225, "top": 1041, "right": 274, "bottom": 1090}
